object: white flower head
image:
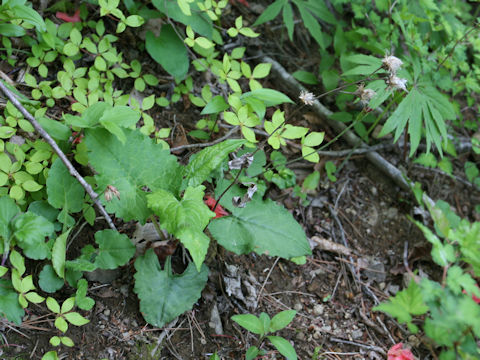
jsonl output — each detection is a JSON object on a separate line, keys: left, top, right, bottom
{"left": 387, "top": 75, "right": 408, "bottom": 92}
{"left": 299, "top": 90, "right": 316, "bottom": 106}
{"left": 228, "top": 153, "right": 254, "bottom": 170}
{"left": 382, "top": 55, "right": 403, "bottom": 74}
{"left": 356, "top": 83, "right": 377, "bottom": 105}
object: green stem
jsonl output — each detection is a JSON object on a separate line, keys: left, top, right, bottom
{"left": 149, "top": 215, "right": 166, "bottom": 241}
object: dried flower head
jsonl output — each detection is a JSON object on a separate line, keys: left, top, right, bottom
{"left": 104, "top": 185, "right": 120, "bottom": 202}
{"left": 383, "top": 55, "right": 403, "bottom": 74}
{"left": 299, "top": 90, "right": 316, "bottom": 106}
{"left": 228, "top": 153, "right": 254, "bottom": 170}
{"left": 356, "top": 83, "right": 377, "bottom": 105}
{"left": 387, "top": 75, "right": 408, "bottom": 92}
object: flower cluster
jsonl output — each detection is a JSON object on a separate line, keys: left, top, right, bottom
{"left": 299, "top": 90, "right": 316, "bottom": 106}
{"left": 383, "top": 55, "right": 408, "bottom": 93}
{"left": 356, "top": 83, "right": 377, "bottom": 109}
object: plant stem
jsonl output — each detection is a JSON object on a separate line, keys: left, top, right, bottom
{"left": 0, "top": 80, "right": 117, "bottom": 231}
{"left": 149, "top": 215, "right": 166, "bottom": 241}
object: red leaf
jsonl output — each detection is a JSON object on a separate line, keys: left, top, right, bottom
{"left": 56, "top": 9, "right": 81, "bottom": 23}
{"left": 388, "top": 343, "right": 415, "bottom": 360}
{"left": 204, "top": 196, "right": 229, "bottom": 219}
{"left": 231, "top": 0, "right": 249, "bottom": 7}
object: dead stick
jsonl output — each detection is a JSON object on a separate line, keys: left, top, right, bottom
{"left": 0, "top": 80, "right": 116, "bottom": 231}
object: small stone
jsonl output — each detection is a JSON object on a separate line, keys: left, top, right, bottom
{"left": 321, "top": 325, "right": 331, "bottom": 332}
{"left": 313, "top": 304, "right": 324, "bottom": 316}
{"left": 103, "top": 309, "right": 110, "bottom": 317}
{"left": 386, "top": 207, "right": 398, "bottom": 220}
{"left": 344, "top": 312, "right": 351, "bottom": 320}
{"left": 379, "top": 282, "right": 386, "bottom": 290}
{"left": 370, "top": 187, "right": 378, "bottom": 196}
{"left": 296, "top": 332, "right": 305, "bottom": 341}
{"left": 294, "top": 303, "right": 303, "bottom": 311}
{"left": 313, "top": 331, "right": 321, "bottom": 339}
{"left": 351, "top": 329, "right": 363, "bottom": 339}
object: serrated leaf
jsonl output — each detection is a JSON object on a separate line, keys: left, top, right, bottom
{"left": 182, "top": 139, "right": 245, "bottom": 188}
{"left": 133, "top": 250, "right": 208, "bottom": 327}
{"left": 14, "top": 212, "right": 54, "bottom": 260}
{"left": 209, "top": 199, "right": 311, "bottom": 258}
{"left": 64, "top": 312, "right": 89, "bottom": 326}
{"left": 39, "top": 265, "right": 64, "bottom": 293}
{"left": 267, "top": 336, "right": 297, "bottom": 360}
{"left": 47, "top": 158, "right": 84, "bottom": 215}
{"left": 373, "top": 279, "right": 428, "bottom": 333}
{"left": 85, "top": 128, "right": 182, "bottom": 223}
{"left": 0, "top": 279, "right": 24, "bottom": 324}
{"left": 52, "top": 230, "right": 71, "bottom": 279}
{"left": 270, "top": 310, "right": 296, "bottom": 332}
{"left": 93, "top": 230, "right": 135, "bottom": 269}
{"left": 231, "top": 314, "right": 264, "bottom": 335}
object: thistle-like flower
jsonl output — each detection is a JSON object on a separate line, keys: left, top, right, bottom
{"left": 356, "top": 83, "right": 377, "bottom": 105}
{"left": 104, "top": 185, "right": 120, "bottom": 202}
{"left": 387, "top": 75, "right": 408, "bottom": 92}
{"left": 228, "top": 153, "right": 254, "bottom": 170}
{"left": 382, "top": 55, "right": 403, "bottom": 74}
{"left": 299, "top": 90, "right": 316, "bottom": 106}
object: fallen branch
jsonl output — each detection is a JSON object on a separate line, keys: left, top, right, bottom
{"left": 0, "top": 80, "right": 117, "bottom": 231}
{"left": 170, "top": 125, "right": 240, "bottom": 152}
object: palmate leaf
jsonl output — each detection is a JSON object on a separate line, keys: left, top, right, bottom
{"left": 208, "top": 199, "right": 311, "bottom": 259}
{"left": 85, "top": 128, "right": 182, "bottom": 223}
{"left": 341, "top": 54, "right": 383, "bottom": 77}
{"left": 379, "top": 81, "right": 455, "bottom": 156}
{"left": 133, "top": 250, "right": 208, "bottom": 327}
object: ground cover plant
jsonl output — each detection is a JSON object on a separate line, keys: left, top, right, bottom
{"left": 0, "top": 0, "right": 479, "bottom": 359}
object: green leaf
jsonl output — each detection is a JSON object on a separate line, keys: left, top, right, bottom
{"left": 52, "top": 230, "right": 71, "bottom": 279}
{"left": 342, "top": 54, "right": 383, "bottom": 77}
{"left": 0, "top": 279, "right": 24, "bottom": 324}
{"left": 297, "top": 4, "right": 326, "bottom": 49}
{"left": 85, "top": 128, "right": 182, "bottom": 223}
{"left": 38, "top": 264, "right": 64, "bottom": 293}
{"left": 446, "top": 266, "right": 480, "bottom": 296}
{"left": 46, "top": 297, "right": 61, "bottom": 314}
{"left": 133, "top": 250, "right": 208, "bottom": 327}
{"left": 50, "top": 336, "right": 61, "bottom": 346}
{"left": 231, "top": 314, "right": 264, "bottom": 335}
{"left": 303, "top": 132, "right": 324, "bottom": 147}
{"left": 182, "top": 139, "right": 245, "bottom": 188}
{"left": 47, "top": 158, "right": 85, "bottom": 215}
{"left": 267, "top": 335, "right": 297, "bottom": 360}
{"left": 100, "top": 105, "right": 140, "bottom": 129}
{"left": 292, "top": 70, "right": 318, "bottom": 85}
{"left": 252, "top": 63, "right": 271, "bottom": 79}
{"left": 38, "top": 117, "right": 72, "bottom": 141}
{"left": 303, "top": 171, "right": 320, "bottom": 191}
{"left": 14, "top": 212, "right": 54, "bottom": 260}
{"left": 64, "top": 312, "right": 89, "bottom": 326}
{"left": 61, "top": 336, "right": 75, "bottom": 347}
{"left": 209, "top": 199, "right": 311, "bottom": 258}
{"left": 241, "top": 89, "right": 293, "bottom": 107}
{"left": 125, "top": 15, "right": 144, "bottom": 27}
{"left": 0, "top": 196, "right": 19, "bottom": 253}
{"left": 201, "top": 95, "right": 229, "bottom": 115}
{"left": 61, "top": 297, "right": 75, "bottom": 313}
{"left": 75, "top": 279, "right": 95, "bottom": 310}
{"left": 93, "top": 230, "right": 135, "bottom": 269}
{"left": 414, "top": 153, "right": 437, "bottom": 168}
{"left": 42, "top": 351, "right": 59, "bottom": 360}
{"left": 146, "top": 27, "right": 188, "bottom": 80}
{"left": 12, "top": 5, "right": 46, "bottom": 31}
{"left": 415, "top": 221, "right": 455, "bottom": 267}
{"left": 246, "top": 346, "right": 260, "bottom": 360}
{"left": 270, "top": 310, "right": 296, "bottom": 332}
{"left": 373, "top": 279, "right": 428, "bottom": 333}
{"left": 253, "top": 0, "right": 285, "bottom": 26}
{"left": 55, "top": 317, "right": 68, "bottom": 332}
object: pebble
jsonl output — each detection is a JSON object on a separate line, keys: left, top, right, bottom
{"left": 294, "top": 302, "right": 303, "bottom": 311}
{"left": 386, "top": 207, "right": 398, "bottom": 219}
{"left": 103, "top": 309, "right": 111, "bottom": 317}
{"left": 351, "top": 329, "right": 363, "bottom": 339}
{"left": 313, "top": 331, "right": 321, "bottom": 340}
{"left": 296, "top": 332, "right": 305, "bottom": 341}
{"left": 370, "top": 186, "right": 378, "bottom": 196}
{"left": 313, "top": 304, "right": 324, "bottom": 316}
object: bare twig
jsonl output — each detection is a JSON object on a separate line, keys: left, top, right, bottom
{"left": 255, "top": 257, "right": 280, "bottom": 309}
{"left": 170, "top": 125, "right": 240, "bottom": 152}
{"left": 330, "top": 337, "right": 387, "bottom": 356}
{"left": 0, "top": 80, "right": 116, "bottom": 230}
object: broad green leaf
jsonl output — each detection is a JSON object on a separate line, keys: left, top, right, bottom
{"left": 38, "top": 117, "right": 71, "bottom": 141}
{"left": 267, "top": 336, "right": 297, "bottom": 360}
{"left": 259, "top": 312, "right": 271, "bottom": 334}
{"left": 47, "top": 158, "right": 85, "bottom": 215}
{"left": 85, "top": 128, "right": 182, "bottom": 223}
{"left": 209, "top": 199, "right": 311, "bottom": 258}
{"left": 246, "top": 346, "right": 260, "bottom": 360}
{"left": 66, "top": 102, "right": 110, "bottom": 128}
{"left": 50, "top": 336, "right": 61, "bottom": 346}
{"left": 99, "top": 105, "right": 140, "bottom": 129}
{"left": 241, "top": 89, "right": 293, "bottom": 107}
{"left": 415, "top": 221, "right": 455, "bottom": 266}
{"left": 270, "top": 310, "right": 296, "bottom": 332}
{"left": 446, "top": 266, "right": 480, "bottom": 297}
{"left": 38, "top": 264, "right": 64, "bottom": 293}
{"left": 297, "top": 4, "right": 327, "bottom": 49}
{"left": 12, "top": 5, "right": 46, "bottom": 31}
{"left": 147, "top": 186, "right": 214, "bottom": 270}
{"left": 182, "top": 139, "right": 245, "bottom": 188}
{"left": 0, "top": 279, "right": 24, "bottom": 324}
{"left": 342, "top": 54, "right": 383, "bottom": 77}
{"left": 146, "top": 27, "right": 188, "bottom": 80}
{"left": 292, "top": 70, "right": 318, "bottom": 85}
{"left": 52, "top": 230, "right": 71, "bottom": 279}
{"left": 133, "top": 250, "right": 208, "bottom": 327}
{"left": 93, "top": 230, "right": 135, "bottom": 270}
{"left": 373, "top": 279, "right": 428, "bottom": 333}
{"left": 64, "top": 312, "right": 89, "bottom": 326}
{"left": 252, "top": 63, "right": 271, "bottom": 79}
{"left": 55, "top": 316, "right": 68, "bottom": 332}
{"left": 46, "top": 297, "right": 61, "bottom": 313}
{"left": 61, "top": 297, "right": 75, "bottom": 313}
{"left": 231, "top": 314, "right": 264, "bottom": 335}
{"left": 0, "top": 196, "right": 20, "bottom": 254}
{"left": 303, "top": 132, "right": 324, "bottom": 147}
{"left": 201, "top": 95, "right": 229, "bottom": 115}
{"left": 9, "top": 249, "right": 24, "bottom": 275}
{"left": 282, "top": 125, "right": 308, "bottom": 139}
{"left": 25, "top": 291, "right": 44, "bottom": 304}
{"left": 42, "top": 351, "right": 59, "bottom": 360}
{"left": 14, "top": 212, "right": 54, "bottom": 260}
